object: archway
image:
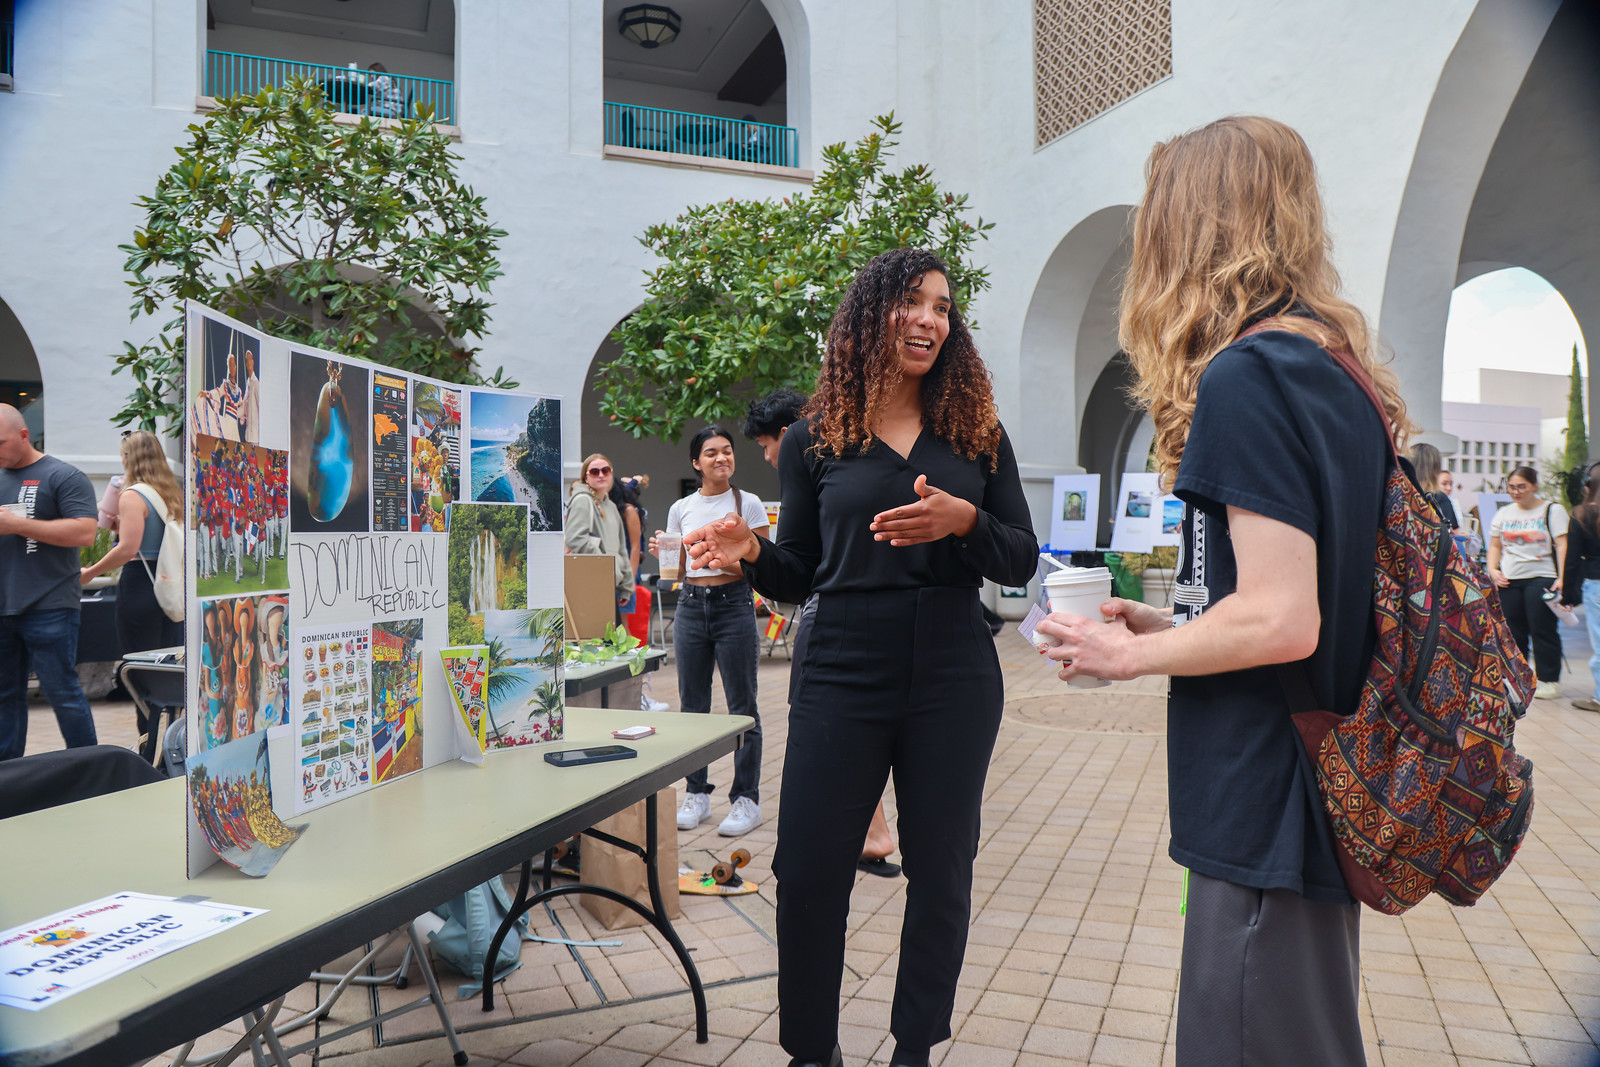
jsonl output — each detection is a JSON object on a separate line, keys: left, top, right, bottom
{"left": 0, "top": 294, "right": 43, "bottom": 448}
{"left": 1017, "top": 204, "right": 1134, "bottom": 542}
{"left": 578, "top": 322, "right": 782, "bottom": 538}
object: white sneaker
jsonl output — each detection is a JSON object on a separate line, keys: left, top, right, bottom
{"left": 1535, "top": 681, "right": 1562, "bottom": 700}
{"left": 718, "top": 796, "right": 763, "bottom": 837}
{"left": 677, "top": 792, "right": 711, "bottom": 830}
{"left": 641, "top": 693, "right": 670, "bottom": 712}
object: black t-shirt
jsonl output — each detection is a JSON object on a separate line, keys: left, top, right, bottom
{"left": 1168, "top": 329, "right": 1388, "bottom": 905}
{"left": 741, "top": 419, "right": 1038, "bottom": 603}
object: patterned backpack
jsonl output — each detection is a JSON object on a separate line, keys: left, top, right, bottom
{"left": 1254, "top": 322, "right": 1536, "bottom": 915}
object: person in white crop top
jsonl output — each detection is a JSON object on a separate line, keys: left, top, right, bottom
{"left": 649, "top": 426, "right": 769, "bottom": 837}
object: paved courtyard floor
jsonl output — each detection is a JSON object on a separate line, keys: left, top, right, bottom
{"left": 26, "top": 617, "right": 1600, "bottom": 1067}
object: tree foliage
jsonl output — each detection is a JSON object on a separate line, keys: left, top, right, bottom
{"left": 599, "top": 114, "right": 993, "bottom": 442}
{"left": 1565, "top": 343, "right": 1588, "bottom": 471}
{"left": 113, "top": 78, "right": 511, "bottom": 433}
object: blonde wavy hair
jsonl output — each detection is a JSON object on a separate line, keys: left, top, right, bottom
{"left": 1119, "top": 115, "right": 1416, "bottom": 488}
{"left": 119, "top": 430, "right": 182, "bottom": 518}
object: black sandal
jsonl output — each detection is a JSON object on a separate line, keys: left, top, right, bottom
{"left": 856, "top": 857, "right": 901, "bottom": 878}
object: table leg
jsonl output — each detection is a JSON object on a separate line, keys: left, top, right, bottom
{"left": 481, "top": 859, "right": 534, "bottom": 1012}
{"left": 210, "top": 996, "right": 289, "bottom": 1067}
{"left": 408, "top": 921, "right": 470, "bottom": 1065}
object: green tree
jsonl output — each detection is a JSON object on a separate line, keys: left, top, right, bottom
{"left": 1565, "top": 343, "right": 1588, "bottom": 471}
{"left": 599, "top": 114, "right": 993, "bottom": 442}
{"left": 113, "top": 78, "right": 512, "bottom": 433}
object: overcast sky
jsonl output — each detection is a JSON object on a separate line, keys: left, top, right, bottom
{"left": 1442, "top": 268, "right": 1588, "bottom": 401}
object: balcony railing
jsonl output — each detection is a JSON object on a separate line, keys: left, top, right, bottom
{"left": 604, "top": 102, "right": 799, "bottom": 170}
{"left": 204, "top": 50, "right": 455, "bottom": 125}
{"left": 2, "top": 20, "right": 14, "bottom": 80}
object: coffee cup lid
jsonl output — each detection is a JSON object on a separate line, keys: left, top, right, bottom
{"left": 1042, "top": 566, "right": 1112, "bottom": 586}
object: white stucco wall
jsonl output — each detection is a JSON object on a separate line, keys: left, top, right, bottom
{"left": 0, "top": 0, "right": 1576, "bottom": 543}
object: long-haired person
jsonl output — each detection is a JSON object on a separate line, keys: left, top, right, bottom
{"left": 685, "top": 248, "right": 1037, "bottom": 1067}
{"left": 1038, "top": 116, "right": 1415, "bottom": 1066}
{"left": 1409, "top": 442, "right": 1459, "bottom": 531}
{"left": 651, "top": 426, "right": 770, "bottom": 837}
{"left": 1487, "top": 465, "right": 1566, "bottom": 699}
{"left": 1560, "top": 461, "right": 1600, "bottom": 713}
{"left": 80, "top": 430, "right": 183, "bottom": 653}
{"left": 564, "top": 452, "right": 634, "bottom": 617}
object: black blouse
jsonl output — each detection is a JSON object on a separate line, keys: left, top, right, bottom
{"left": 741, "top": 419, "right": 1038, "bottom": 604}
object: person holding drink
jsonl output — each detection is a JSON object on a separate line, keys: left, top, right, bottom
{"left": 1486, "top": 466, "right": 1566, "bottom": 700}
{"left": 650, "top": 426, "right": 770, "bottom": 837}
{"left": 683, "top": 248, "right": 1037, "bottom": 1067}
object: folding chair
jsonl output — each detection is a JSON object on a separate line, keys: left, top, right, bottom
{"left": 119, "top": 646, "right": 185, "bottom": 766}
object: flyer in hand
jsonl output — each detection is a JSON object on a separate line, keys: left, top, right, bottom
{"left": 0, "top": 892, "right": 264, "bottom": 1011}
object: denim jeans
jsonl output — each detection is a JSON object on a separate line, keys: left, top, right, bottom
{"left": 0, "top": 609, "right": 97, "bottom": 761}
{"left": 674, "top": 579, "right": 761, "bottom": 803}
{"left": 1584, "top": 579, "right": 1600, "bottom": 701}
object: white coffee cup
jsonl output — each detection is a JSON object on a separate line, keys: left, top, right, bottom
{"left": 1039, "top": 566, "right": 1114, "bottom": 689}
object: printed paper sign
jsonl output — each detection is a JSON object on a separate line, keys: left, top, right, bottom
{"left": 1108, "top": 473, "right": 1162, "bottom": 553}
{"left": 1049, "top": 474, "right": 1099, "bottom": 553}
{"left": 372, "top": 373, "right": 410, "bottom": 532}
{"left": 0, "top": 892, "right": 264, "bottom": 1011}
{"left": 441, "top": 645, "right": 490, "bottom": 763}
{"left": 292, "top": 622, "right": 374, "bottom": 812}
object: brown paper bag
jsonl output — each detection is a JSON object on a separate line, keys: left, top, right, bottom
{"left": 580, "top": 787, "right": 681, "bottom": 929}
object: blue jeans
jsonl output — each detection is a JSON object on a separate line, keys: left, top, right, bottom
{"left": 674, "top": 580, "right": 761, "bottom": 803}
{"left": 0, "top": 609, "right": 97, "bottom": 761}
{"left": 1584, "top": 579, "right": 1600, "bottom": 701}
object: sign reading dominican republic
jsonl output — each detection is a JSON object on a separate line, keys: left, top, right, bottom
{"left": 0, "top": 893, "right": 264, "bottom": 1011}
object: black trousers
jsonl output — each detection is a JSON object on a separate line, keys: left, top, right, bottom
{"left": 1498, "top": 576, "right": 1562, "bottom": 682}
{"left": 775, "top": 587, "right": 1003, "bottom": 1059}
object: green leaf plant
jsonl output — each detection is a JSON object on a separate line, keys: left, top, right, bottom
{"left": 599, "top": 113, "right": 994, "bottom": 442}
{"left": 113, "top": 78, "right": 512, "bottom": 434}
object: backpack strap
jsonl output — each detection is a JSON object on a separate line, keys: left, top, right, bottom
{"left": 1545, "top": 503, "right": 1558, "bottom": 575}
{"left": 1237, "top": 318, "right": 1398, "bottom": 461}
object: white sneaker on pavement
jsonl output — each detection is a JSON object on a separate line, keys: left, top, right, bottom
{"left": 718, "top": 796, "right": 763, "bottom": 836}
{"left": 641, "top": 692, "right": 670, "bottom": 712}
{"left": 677, "top": 792, "right": 711, "bottom": 830}
{"left": 1534, "top": 681, "right": 1562, "bottom": 700}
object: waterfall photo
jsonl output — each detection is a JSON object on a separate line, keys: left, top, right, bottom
{"left": 289, "top": 352, "right": 370, "bottom": 534}
{"left": 467, "top": 390, "right": 562, "bottom": 532}
{"left": 445, "top": 502, "right": 530, "bottom": 643}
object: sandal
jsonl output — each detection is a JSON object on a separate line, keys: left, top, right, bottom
{"left": 856, "top": 857, "right": 901, "bottom": 878}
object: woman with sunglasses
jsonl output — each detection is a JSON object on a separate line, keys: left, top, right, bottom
{"left": 565, "top": 454, "right": 634, "bottom": 618}
{"left": 1487, "top": 465, "right": 1566, "bottom": 700}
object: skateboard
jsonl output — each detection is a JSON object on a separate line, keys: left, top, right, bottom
{"left": 679, "top": 847, "right": 758, "bottom": 895}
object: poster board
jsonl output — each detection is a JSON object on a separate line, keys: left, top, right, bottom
{"left": 1107, "top": 473, "right": 1182, "bottom": 553}
{"left": 1048, "top": 474, "right": 1099, "bottom": 553}
{"left": 183, "top": 301, "right": 566, "bottom": 877}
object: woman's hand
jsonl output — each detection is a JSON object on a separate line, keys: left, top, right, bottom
{"left": 685, "top": 514, "right": 759, "bottom": 570}
{"left": 1036, "top": 610, "right": 1140, "bottom": 682}
{"left": 1486, "top": 566, "right": 1510, "bottom": 588}
{"left": 871, "top": 475, "right": 978, "bottom": 546}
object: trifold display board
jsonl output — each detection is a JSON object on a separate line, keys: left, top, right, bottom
{"left": 182, "top": 302, "right": 567, "bottom": 878}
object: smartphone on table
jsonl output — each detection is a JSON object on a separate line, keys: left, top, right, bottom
{"left": 544, "top": 745, "right": 637, "bottom": 768}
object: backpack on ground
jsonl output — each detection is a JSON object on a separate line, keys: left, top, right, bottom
{"left": 1250, "top": 321, "right": 1536, "bottom": 915}
{"left": 127, "top": 483, "right": 186, "bottom": 623}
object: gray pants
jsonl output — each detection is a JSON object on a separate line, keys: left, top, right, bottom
{"left": 1177, "top": 871, "right": 1364, "bottom": 1066}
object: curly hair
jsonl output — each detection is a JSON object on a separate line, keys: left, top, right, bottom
{"left": 1120, "top": 116, "right": 1416, "bottom": 488}
{"left": 807, "top": 248, "right": 1000, "bottom": 464}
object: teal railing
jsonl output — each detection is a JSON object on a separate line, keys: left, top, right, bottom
{"left": 2, "top": 20, "right": 13, "bottom": 79}
{"left": 604, "top": 101, "right": 799, "bottom": 169}
{"left": 204, "top": 50, "right": 454, "bottom": 125}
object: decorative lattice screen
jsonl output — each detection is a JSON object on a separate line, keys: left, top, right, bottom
{"left": 1034, "top": 0, "right": 1172, "bottom": 148}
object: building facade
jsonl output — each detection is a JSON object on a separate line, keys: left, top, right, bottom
{"left": 2, "top": 0, "right": 1594, "bottom": 540}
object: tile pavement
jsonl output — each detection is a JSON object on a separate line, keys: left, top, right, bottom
{"left": 24, "top": 618, "right": 1600, "bottom": 1066}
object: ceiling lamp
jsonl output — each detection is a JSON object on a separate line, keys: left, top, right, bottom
{"left": 618, "top": 4, "right": 682, "bottom": 49}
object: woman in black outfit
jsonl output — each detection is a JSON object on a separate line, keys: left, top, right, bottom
{"left": 687, "top": 248, "right": 1038, "bottom": 1067}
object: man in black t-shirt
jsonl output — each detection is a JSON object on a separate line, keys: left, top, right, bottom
{"left": 1038, "top": 328, "right": 1386, "bottom": 1065}
{"left": 0, "top": 405, "right": 100, "bottom": 761}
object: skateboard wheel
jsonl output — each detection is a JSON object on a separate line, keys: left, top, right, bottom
{"left": 731, "top": 848, "right": 752, "bottom": 869}
{"left": 711, "top": 861, "right": 735, "bottom": 884}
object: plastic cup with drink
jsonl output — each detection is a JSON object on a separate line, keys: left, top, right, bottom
{"left": 1035, "top": 564, "right": 1115, "bottom": 689}
{"left": 657, "top": 531, "right": 683, "bottom": 581}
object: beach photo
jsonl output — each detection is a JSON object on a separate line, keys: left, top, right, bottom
{"left": 446, "top": 502, "right": 530, "bottom": 643}
{"left": 482, "top": 608, "right": 565, "bottom": 747}
{"left": 467, "top": 391, "right": 562, "bottom": 531}
{"left": 289, "top": 352, "right": 370, "bottom": 534}
{"left": 1125, "top": 491, "right": 1152, "bottom": 519}
{"left": 1162, "top": 497, "right": 1184, "bottom": 534}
